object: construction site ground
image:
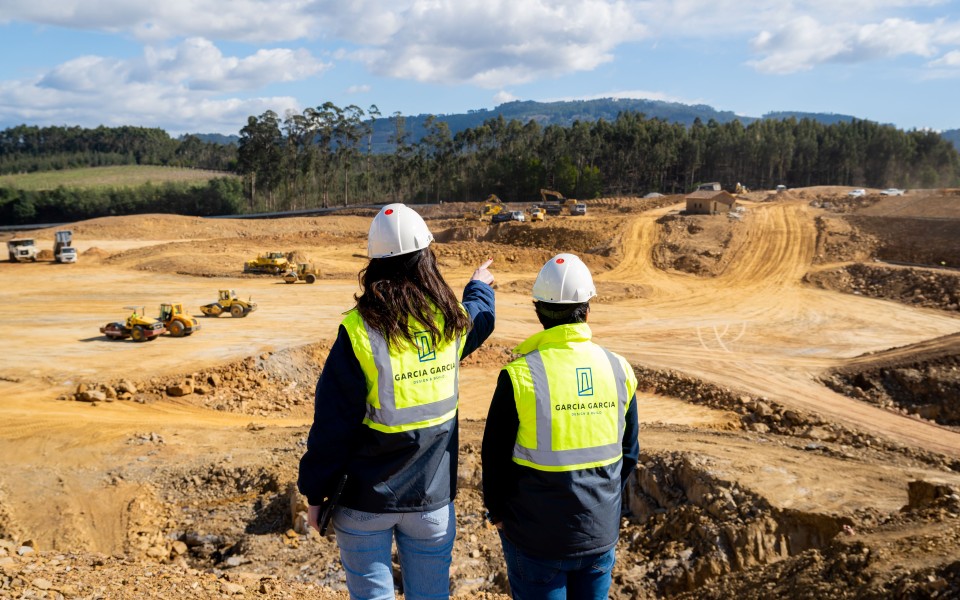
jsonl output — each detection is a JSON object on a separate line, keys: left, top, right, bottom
{"left": 1, "top": 187, "right": 959, "bottom": 599}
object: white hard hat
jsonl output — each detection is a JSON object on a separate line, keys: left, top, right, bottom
{"left": 367, "top": 203, "right": 434, "bottom": 258}
{"left": 532, "top": 253, "right": 596, "bottom": 304}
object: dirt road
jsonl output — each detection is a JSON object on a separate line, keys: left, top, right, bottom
{"left": 2, "top": 194, "right": 959, "bottom": 598}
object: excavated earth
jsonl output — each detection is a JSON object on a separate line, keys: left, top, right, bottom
{"left": 1, "top": 189, "right": 960, "bottom": 599}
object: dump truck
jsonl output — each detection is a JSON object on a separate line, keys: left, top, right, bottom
{"left": 7, "top": 238, "right": 38, "bottom": 262}
{"left": 283, "top": 263, "right": 320, "bottom": 284}
{"left": 200, "top": 289, "right": 257, "bottom": 318}
{"left": 158, "top": 303, "right": 201, "bottom": 337}
{"left": 529, "top": 207, "right": 545, "bottom": 222}
{"left": 537, "top": 189, "right": 577, "bottom": 216}
{"left": 243, "top": 251, "right": 290, "bottom": 275}
{"left": 54, "top": 231, "right": 77, "bottom": 263}
{"left": 100, "top": 306, "right": 166, "bottom": 342}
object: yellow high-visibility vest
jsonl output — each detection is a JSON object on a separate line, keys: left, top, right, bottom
{"left": 505, "top": 323, "right": 637, "bottom": 471}
{"left": 342, "top": 308, "right": 467, "bottom": 433}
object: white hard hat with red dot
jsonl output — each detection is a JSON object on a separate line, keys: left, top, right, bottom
{"left": 367, "top": 203, "right": 434, "bottom": 258}
{"left": 532, "top": 253, "right": 596, "bottom": 303}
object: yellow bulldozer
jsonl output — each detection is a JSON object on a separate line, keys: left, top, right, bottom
{"left": 243, "top": 251, "right": 290, "bottom": 275}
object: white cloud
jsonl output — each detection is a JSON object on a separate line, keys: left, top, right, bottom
{"left": 0, "top": 39, "right": 327, "bottom": 133}
{"left": 928, "top": 49, "right": 960, "bottom": 67}
{"left": 346, "top": 84, "right": 372, "bottom": 94}
{"left": 493, "top": 90, "right": 518, "bottom": 104}
{"left": 345, "top": 0, "right": 646, "bottom": 87}
{"left": 749, "top": 16, "right": 943, "bottom": 73}
{"left": 0, "top": 0, "right": 320, "bottom": 42}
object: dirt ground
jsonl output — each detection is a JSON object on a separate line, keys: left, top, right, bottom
{"left": 2, "top": 189, "right": 960, "bottom": 599}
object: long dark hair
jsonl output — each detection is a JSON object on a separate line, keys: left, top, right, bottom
{"left": 356, "top": 247, "right": 470, "bottom": 348}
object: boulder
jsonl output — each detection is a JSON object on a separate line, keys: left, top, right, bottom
{"left": 166, "top": 381, "right": 194, "bottom": 397}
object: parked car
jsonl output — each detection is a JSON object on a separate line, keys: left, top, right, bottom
{"left": 492, "top": 211, "right": 525, "bottom": 223}
{"left": 847, "top": 188, "right": 867, "bottom": 197}
{"left": 880, "top": 188, "right": 905, "bottom": 196}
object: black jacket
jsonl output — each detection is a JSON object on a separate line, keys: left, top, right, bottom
{"left": 298, "top": 280, "right": 495, "bottom": 512}
{"left": 482, "top": 368, "right": 639, "bottom": 559}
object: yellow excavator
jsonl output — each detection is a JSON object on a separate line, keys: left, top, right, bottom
{"left": 481, "top": 194, "right": 504, "bottom": 220}
{"left": 538, "top": 189, "right": 581, "bottom": 215}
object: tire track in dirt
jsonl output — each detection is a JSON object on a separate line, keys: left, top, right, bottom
{"left": 591, "top": 200, "right": 960, "bottom": 457}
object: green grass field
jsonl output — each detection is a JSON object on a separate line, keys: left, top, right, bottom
{"left": 0, "top": 165, "right": 237, "bottom": 191}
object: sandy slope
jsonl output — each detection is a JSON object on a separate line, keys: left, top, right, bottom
{"left": 1, "top": 192, "right": 959, "bottom": 597}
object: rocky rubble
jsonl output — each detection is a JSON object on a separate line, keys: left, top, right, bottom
{"left": 60, "top": 344, "right": 329, "bottom": 418}
{"left": 805, "top": 262, "right": 960, "bottom": 311}
{"left": 811, "top": 215, "right": 879, "bottom": 264}
{"left": 821, "top": 353, "right": 960, "bottom": 427}
{"left": 670, "top": 481, "right": 960, "bottom": 600}
{"left": 633, "top": 365, "right": 960, "bottom": 472}
{"left": 652, "top": 214, "right": 738, "bottom": 276}
{"left": 618, "top": 451, "right": 853, "bottom": 596}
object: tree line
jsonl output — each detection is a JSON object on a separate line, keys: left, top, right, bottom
{"left": 0, "top": 178, "right": 244, "bottom": 225}
{"left": 237, "top": 106, "right": 960, "bottom": 211}
{"left": 2, "top": 107, "right": 959, "bottom": 222}
{"left": 0, "top": 124, "right": 236, "bottom": 174}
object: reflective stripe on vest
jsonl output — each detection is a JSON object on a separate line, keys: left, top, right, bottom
{"left": 362, "top": 319, "right": 461, "bottom": 430}
{"left": 512, "top": 347, "right": 628, "bottom": 470}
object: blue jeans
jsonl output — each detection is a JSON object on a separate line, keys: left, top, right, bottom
{"left": 498, "top": 531, "right": 615, "bottom": 600}
{"left": 333, "top": 503, "right": 455, "bottom": 600}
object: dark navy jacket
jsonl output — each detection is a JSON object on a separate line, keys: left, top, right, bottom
{"left": 482, "top": 368, "right": 639, "bottom": 559}
{"left": 298, "top": 280, "right": 495, "bottom": 512}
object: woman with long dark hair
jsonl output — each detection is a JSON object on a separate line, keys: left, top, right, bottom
{"left": 298, "top": 203, "right": 495, "bottom": 599}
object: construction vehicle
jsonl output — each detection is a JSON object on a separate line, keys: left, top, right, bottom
{"left": 7, "top": 238, "right": 38, "bottom": 262}
{"left": 200, "top": 289, "right": 257, "bottom": 318}
{"left": 537, "top": 189, "right": 565, "bottom": 215}
{"left": 538, "top": 189, "right": 582, "bottom": 215}
{"left": 158, "top": 303, "right": 201, "bottom": 337}
{"left": 480, "top": 194, "right": 504, "bottom": 220}
{"left": 243, "top": 251, "right": 290, "bottom": 275}
{"left": 283, "top": 262, "right": 320, "bottom": 284}
{"left": 54, "top": 230, "right": 77, "bottom": 263}
{"left": 529, "top": 207, "right": 545, "bottom": 222}
{"left": 100, "top": 306, "right": 166, "bottom": 342}
{"left": 734, "top": 182, "right": 750, "bottom": 194}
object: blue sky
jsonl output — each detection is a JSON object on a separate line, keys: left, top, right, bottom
{"left": 1, "top": 0, "right": 959, "bottom": 136}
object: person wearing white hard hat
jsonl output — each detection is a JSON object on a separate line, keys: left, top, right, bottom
{"left": 481, "top": 253, "right": 639, "bottom": 600}
{"left": 299, "top": 203, "right": 496, "bottom": 600}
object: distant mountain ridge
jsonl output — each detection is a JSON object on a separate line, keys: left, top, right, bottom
{"left": 942, "top": 129, "right": 960, "bottom": 152}
{"left": 184, "top": 98, "right": 958, "bottom": 153}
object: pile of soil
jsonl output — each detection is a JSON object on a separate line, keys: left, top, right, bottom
{"left": 811, "top": 215, "right": 879, "bottom": 264}
{"left": 804, "top": 263, "right": 960, "bottom": 311}
{"left": 821, "top": 338, "right": 960, "bottom": 427}
{"left": 652, "top": 214, "right": 743, "bottom": 276}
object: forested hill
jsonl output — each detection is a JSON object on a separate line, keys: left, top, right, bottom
{"left": 368, "top": 98, "right": 754, "bottom": 152}
{"left": 942, "top": 129, "right": 960, "bottom": 152}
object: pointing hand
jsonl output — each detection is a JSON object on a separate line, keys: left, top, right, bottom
{"left": 471, "top": 258, "right": 495, "bottom": 285}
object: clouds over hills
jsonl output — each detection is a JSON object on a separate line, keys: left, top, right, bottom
{"left": 0, "top": 0, "right": 959, "bottom": 133}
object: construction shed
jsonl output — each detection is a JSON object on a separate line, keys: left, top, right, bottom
{"left": 685, "top": 190, "right": 738, "bottom": 215}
